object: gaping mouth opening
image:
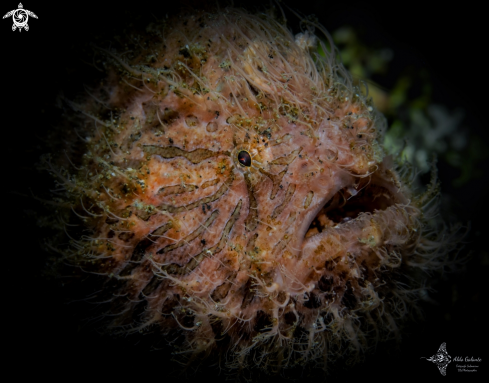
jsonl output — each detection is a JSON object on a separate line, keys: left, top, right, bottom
{"left": 305, "top": 181, "right": 397, "bottom": 238}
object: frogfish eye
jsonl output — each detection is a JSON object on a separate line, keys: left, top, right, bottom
{"left": 238, "top": 150, "right": 251, "bottom": 167}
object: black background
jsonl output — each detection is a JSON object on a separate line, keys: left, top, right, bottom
{"left": 2, "top": 0, "right": 488, "bottom": 382}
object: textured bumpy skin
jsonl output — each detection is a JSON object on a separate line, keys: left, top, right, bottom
{"left": 44, "top": 8, "right": 459, "bottom": 373}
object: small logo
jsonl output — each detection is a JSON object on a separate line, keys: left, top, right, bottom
{"left": 3, "top": 3, "right": 37, "bottom": 32}
{"left": 421, "top": 342, "right": 452, "bottom": 376}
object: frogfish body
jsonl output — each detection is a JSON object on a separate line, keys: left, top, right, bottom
{"left": 44, "top": 7, "right": 459, "bottom": 374}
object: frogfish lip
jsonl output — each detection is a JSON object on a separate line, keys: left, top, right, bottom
{"left": 299, "top": 163, "right": 410, "bottom": 258}
{"left": 297, "top": 170, "right": 355, "bottom": 254}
